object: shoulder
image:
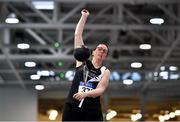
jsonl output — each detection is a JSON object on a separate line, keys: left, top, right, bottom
{"left": 76, "top": 61, "right": 83, "bottom": 67}
{"left": 101, "top": 66, "right": 110, "bottom": 78}
{"left": 76, "top": 63, "right": 84, "bottom": 69}
{"left": 101, "top": 66, "right": 110, "bottom": 74}
{"left": 104, "top": 69, "right": 110, "bottom": 75}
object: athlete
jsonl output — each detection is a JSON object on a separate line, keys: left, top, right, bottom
{"left": 62, "top": 9, "right": 110, "bottom": 121}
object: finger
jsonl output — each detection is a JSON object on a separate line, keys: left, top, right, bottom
{"left": 73, "top": 93, "right": 78, "bottom": 98}
{"left": 82, "top": 9, "right": 88, "bottom": 13}
{"left": 76, "top": 96, "right": 81, "bottom": 101}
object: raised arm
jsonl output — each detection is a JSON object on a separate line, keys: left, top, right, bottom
{"left": 74, "top": 9, "right": 89, "bottom": 48}
{"left": 74, "top": 9, "right": 90, "bottom": 67}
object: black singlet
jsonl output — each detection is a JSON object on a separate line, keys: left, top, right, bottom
{"left": 66, "top": 64, "right": 106, "bottom": 109}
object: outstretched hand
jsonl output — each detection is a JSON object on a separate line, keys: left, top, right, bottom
{"left": 81, "top": 9, "right": 90, "bottom": 17}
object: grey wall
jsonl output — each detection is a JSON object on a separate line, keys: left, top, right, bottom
{"left": 0, "top": 86, "right": 38, "bottom": 121}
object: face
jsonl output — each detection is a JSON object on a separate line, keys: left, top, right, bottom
{"left": 93, "top": 44, "right": 108, "bottom": 60}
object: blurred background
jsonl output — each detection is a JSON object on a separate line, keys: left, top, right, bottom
{"left": 0, "top": 0, "right": 180, "bottom": 121}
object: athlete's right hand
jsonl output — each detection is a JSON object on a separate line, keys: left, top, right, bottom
{"left": 73, "top": 92, "right": 87, "bottom": 101}
{"left": 81, "top": 9, "right": 90, "bottom": 17}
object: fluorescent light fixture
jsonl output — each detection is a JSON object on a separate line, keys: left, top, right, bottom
{"left": 169, "top": 66, "right": 178, "bottom": 71}
{"left": 150, "top": 18, "right": 164, "bottom": 25}
{"left": 159, "top": 71, "right": 168, "bottom": 77}
{"left": 32, "top": 1, "right": 54, "bottom": 10}
{"left": 160, "top": 71, "right": 169, "bottom": 80}
{"left": 131, "top": 62, "right": 142, "bottom": 68}
{"left": 30, "top": 74, "right": 40, "bottom": 80}
{"left": 5, "top": 13, "right": 19, "bottom": 24}
{"left": 17, "top": 43, "right": 30, "bottom": 49}
{"left": 139, "top": 44, "right": 151, "bottom": 50}
{"left": 123, "top": 79, "right": 133, "bottom": 85}
{"left": 170, "top": 73, "right": 179, "bottom": 80}
{"left": 25, "top": 61, "right": 36, "bottom": 67}
{"left": 35, "top": 84, "right": 44, "bottom": 90}
{"left": 37, "top": 70, "right": 55, "bottom": 76}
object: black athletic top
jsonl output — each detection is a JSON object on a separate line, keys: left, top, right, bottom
{"left": 66, "top": 63, "right": 107, "bottom": 109}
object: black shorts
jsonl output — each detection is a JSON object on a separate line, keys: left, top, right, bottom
{"left": 62, "top": 103, "right": 103, "bottom": 121}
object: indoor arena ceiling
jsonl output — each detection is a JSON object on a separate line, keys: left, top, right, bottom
{"left": 0, "top": 0, "right": 180, "bottom": 102}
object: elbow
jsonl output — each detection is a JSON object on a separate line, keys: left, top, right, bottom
{"left": 74, "top": 33, "right": 78, "bottom": 37}
{"left": 74, "top": 33, "right": 82, "bottom": 41}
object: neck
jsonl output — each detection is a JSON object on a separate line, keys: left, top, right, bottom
{"left": 92, "top": 59, "right": 102, "bottom": 69}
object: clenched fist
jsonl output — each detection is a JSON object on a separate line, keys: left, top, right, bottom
{"left": 81, "top": 9, "right": 90, "bottom": 17}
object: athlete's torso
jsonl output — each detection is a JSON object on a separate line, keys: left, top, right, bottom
{"left": 66, "top": 63, "right": 106, "bottom": 109}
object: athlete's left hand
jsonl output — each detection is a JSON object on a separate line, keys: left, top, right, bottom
{"left": 73, "top": 92, "right": 87, "bottom": 101}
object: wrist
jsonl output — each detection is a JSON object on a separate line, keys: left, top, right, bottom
{"left": 81, "top": 14, "right": 89, "bottom": 18}
{"left": 84, "top": 91, "right": 89, "bottom": 98}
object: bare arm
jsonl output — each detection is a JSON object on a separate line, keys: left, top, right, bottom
{"left": 74, "top": 9, "right": 90, "bottom": 67}
{"left": 73, "top": 69, "right": 110, "bottom": 101}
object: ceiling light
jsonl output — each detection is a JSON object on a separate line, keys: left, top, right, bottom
{"left": 131, "top": 72, "right": 141, "bottom": 81}
{"left": 25, "top": 61, "right": 36, "bottom": 67}
{"left": 175, "top": 110, "right": 180, "bottom": 116}
{"left": 123, "top": 79, "right": 133, "bottom": 85}
{"left": 35, "top": 84, "right": 44, "bottom": 90}
{"left": 65, "top": 70, "right": 74, "bottom": 81}
{"left": 131, "top": 62, "right": 142, "bottom": 68}
{"left": 170, "top": 73, "right": 179, "bottom": 80}
{"left": 48, "top": 109, "right": 58, "bottom": 120}
{"left": 17, "top": 43, "right": 30, "bottom": 49}
{"left": 5, "top": 13, "right": 19, "bottom": 24}
{"left": 131, "top": 114, "right": 137, "bottom": 121}
{"left": 30, "top": 74, "right": 40, "bottom": 80}
{"left": 169, "top": 66, "right": 178, "bottom": 71}
{"left": 158, "top": 115, "right": 165, "bottom": 122}
{"left": 159, "top": 71, "right": 168, "bottom": 77}
{"left": 131, "top": 113, "right": 142, "bottom": 121}
{"left": 37, "top": 70, "right": 55, "bottom": 76}
{"left": 32, "top": 1, "right": 54, "bottom": 10}
{"left": 139, "top": 44, "right": 151, "bottom": 50}
{"left": 169, "top": 112, "right": 175, "bottom": 118}
{"left": 154, "top": 72, "right": 158, "bottom": 76}
{"left": 160, "top": 66, "right": 165, "bottom": 71}
{"left": 150, "top": 18, "right": 164, "bottom": 25}
{"left": 106, "top": 110, "right": 117, "bottom": 120}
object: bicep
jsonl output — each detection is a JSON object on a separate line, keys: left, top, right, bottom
{"left": 96, "top": 69, "right": 110, "bottom": 91}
